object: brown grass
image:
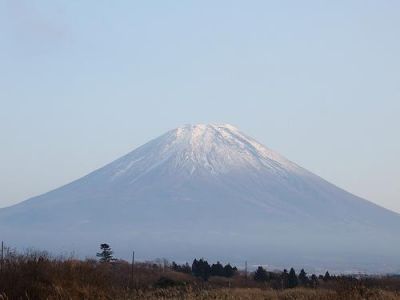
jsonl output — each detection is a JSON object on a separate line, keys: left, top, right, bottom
{"left": 0, "top": 249, "right": 399, "bottom": 299}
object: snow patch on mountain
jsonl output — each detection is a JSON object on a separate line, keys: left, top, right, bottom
{"left": 110, "top": 124, "right": 304, "bottom": 181}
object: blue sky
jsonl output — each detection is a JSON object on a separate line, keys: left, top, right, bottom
{"left": 0, "top": 0, "right": 399, "bottom": 212}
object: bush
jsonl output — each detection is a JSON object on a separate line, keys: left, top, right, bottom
{"left": 154, "top": 276, "right": 186, "bottom": 288}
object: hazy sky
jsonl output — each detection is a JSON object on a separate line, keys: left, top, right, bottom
{"left": 1, "top": 1, "right": 399, "bottom": 213}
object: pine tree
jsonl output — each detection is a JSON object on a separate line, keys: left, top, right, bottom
{"left": 310, "top": 274, "right": 318, "bottom": 288}
{"left": 172, "top": 261, "right": 178, "bottom": 270}
{"left": 223, "top": 263, "right": 236, "bottom": 278}
{"left": 287, "top": 268, "right": 298, "bottom": 288}
{"left": 192, "top": 259, "right": 199, "bottom": 276}
{"left": 172, "top": 261, "right": 191, "bottom": 273}
{"left": 298, "top": 269, "right": 308, "bottom": 285}
{"left": 210, "top": 261, "right": 224, "bottom": 276}
{"left": 254, "top": 266, "right": 268, "bottom": 282}
{"left": 323, "top": 271, "right": 331, "bottom": 282}
{"left": 191, "top": 258, "right": 211, "bottom": 281}
{"left": 184, "top": 262, "right": 191, "bottom": 273}
{"left": 96, "top": 243, "right": 114, "bottom": 263}
{"left": 282, "top": 269, "right": 289, "bottom": 288}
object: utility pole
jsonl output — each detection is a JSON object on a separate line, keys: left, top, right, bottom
{"left": 131, "top": 250, "right": 135, "bottom": 287}
{"left": 245, "top": 261, "right": 248, "bottom": 280}
{"left": 1, "top": 241, "right": 3, "bottom": 272}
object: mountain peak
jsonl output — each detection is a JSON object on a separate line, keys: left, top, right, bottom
{"left": 108, "top": 124, "right": 302, "bottom": 182}
{"left": 1, "top": 124, "right": 400, "bottom": 273}
{"left": 177, "top": 123, "right": 239, "bottom": 131}
{"left": 174, "top": 123, "right": 239, "bottom": 141}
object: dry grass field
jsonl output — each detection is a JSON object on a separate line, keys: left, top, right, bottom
{"left": 129, "top": 287, "right": 400, "bottom": 300}
{"left": 0, "top": 249, "right": 399, "bottom": 300}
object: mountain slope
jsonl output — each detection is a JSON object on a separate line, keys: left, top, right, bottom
{"left": 1, "top": 124, "right": 399, "bottom": 272}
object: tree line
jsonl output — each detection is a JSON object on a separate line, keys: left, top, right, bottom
{"left": 175, "top": 258, "right": 238, "bottom": 281}
{"left": 253, "top": 265, "right": 332, "bottom": 288}
{"left": 96, "top": 243, "right": 334, "bottom": 288}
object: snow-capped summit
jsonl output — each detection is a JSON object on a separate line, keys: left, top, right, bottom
{"left": 0, "top": 124, "right": 399, "bottom": 272}
{"left": 109, "top": 123, "right": 301, "bottom": 181}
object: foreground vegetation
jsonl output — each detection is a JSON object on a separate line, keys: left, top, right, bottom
{"left": 0, "top": 245, "right": 399, "bottom": 299}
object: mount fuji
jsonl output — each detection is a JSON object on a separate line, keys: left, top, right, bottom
{"left": 1, "top": 124, "right": 399, "bottom": 272}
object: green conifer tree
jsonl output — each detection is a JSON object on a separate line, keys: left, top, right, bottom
{"left": 298, "top": 268, "right": 308, "bottom": 285}
{"left": 96, "top": 243, "right": 114, "bottom": 263}
{"left": 287, "top": 268, "right": 298, "bottom": 288}
{"left": 254, "top": 266, "right": 268, "bottom": 282}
